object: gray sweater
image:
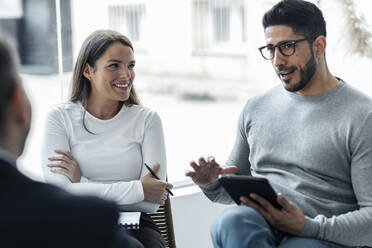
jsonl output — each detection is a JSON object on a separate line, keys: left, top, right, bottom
{"left": 201, "top": 80, "right": 372, "bottom": 246}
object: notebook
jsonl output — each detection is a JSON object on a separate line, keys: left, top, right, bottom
{"left": 118, "top": 212, "right": 141, "bottom": 230}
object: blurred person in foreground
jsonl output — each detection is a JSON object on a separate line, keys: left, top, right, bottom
{"left": 186, "top": 0, "right": 372, "bottom": 247}
{"left": 0, "top": 35, "right": 143, "bottom": 247}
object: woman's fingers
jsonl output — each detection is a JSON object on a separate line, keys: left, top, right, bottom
{"left": 54, "top": 149, "right": 74, "bottom": 160}
{"left": 164, "top": 182, "right": 173, "bottom": 189}
{"left": 48, "top": 156, "right": 71, "bottom": 166}
{"left": 48, "top": 162, "right": 71, "bottom": 170}
{"left": 51, "top": 167, "right": 70, "bottom": 179}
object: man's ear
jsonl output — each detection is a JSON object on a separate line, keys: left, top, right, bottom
{"left": 313, "top": 35, "right": 326, "bottom": 59}
{"left": 10, "top": 82, "right": 31, "bottom": 127}
{"left": 83, "top": 63, "right": 93, "bottom": 80}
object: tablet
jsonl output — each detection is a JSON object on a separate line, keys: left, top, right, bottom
{"left": 218, "top": 175, "right": 282, "bottom": 210}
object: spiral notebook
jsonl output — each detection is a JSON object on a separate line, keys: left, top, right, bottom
{"left": 118, "top": 212, "right": 141, "bottom": 230}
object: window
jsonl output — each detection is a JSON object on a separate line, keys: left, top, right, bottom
{"left": 108, "top": 5, "right": 146, "bottom": 43}
{"left": 212, "top": 7, "right": 230, "bottom": 42}
{"left": 192, "top": 0, "right": 247, "bottom": 55}
{"left": 241, "top": 6, "right": 246, "bottom": 42}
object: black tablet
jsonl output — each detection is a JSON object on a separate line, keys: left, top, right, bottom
{"left": 218, "top": 175, "right": 282, "bottom": 210}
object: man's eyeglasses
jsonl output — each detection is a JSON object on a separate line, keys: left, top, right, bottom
{"left": 258, "top": 38, "right": 308, "bottom": 60}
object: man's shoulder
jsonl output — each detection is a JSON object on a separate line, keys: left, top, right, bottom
{"left": 339, "top": 80, "right": 372, "bottom": 105}
{"left": 0, "top": 161, "right": 117, "bottom": 222}
{"left": 0, "top": 173, "right": 118, "bottom": 247}
{"left": 334, "top": 80, "right": 372, "bottom": 121}
{"left": 27, "top": 180, "right": 118, "bottom": 217}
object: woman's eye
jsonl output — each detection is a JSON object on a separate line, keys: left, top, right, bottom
{"left": 128, "top": 63, "right": 135, "bottom": 70}
{"left": 108, "top": 63, "right": 119, "bottom": 69}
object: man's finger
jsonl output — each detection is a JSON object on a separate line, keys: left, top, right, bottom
{"left": 250, "top": 194, "right": 283, "bottom": 221}
{"left": 198, "top": 157, "right": 207, "bottom": 166}
{"left": 207, "top": 156, "right": 215, "bottom": 162}
{"left": 207, "top": 156, "right": 220, "bottom": 168}
{"left": 277, "top": 193, "right": 292, "bottom": 210}
{"left": 189, "top": 161, "right": 200, "bottom": 171}
{"left": 240, "top": 196, "right": 272, "bottom": 221}
{"left": 185, "top": 170, "right": 195, "bottom": 177}
{"left": 250, "top": 194, "right": 273, "bottom": 210}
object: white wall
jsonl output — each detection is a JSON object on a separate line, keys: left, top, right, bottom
{"left": 170, "top": 187, "right": 231, "bottom": 248}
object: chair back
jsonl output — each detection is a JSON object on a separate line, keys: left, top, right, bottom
{"left": 149, "top": 197, "right": 176, "bottom": 248}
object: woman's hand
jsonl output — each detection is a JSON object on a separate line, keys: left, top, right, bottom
{"left": 141, "top": 163, "right": 173, "bottom": 204}
{"left": 48, "top": 149, "right": 82, "bottom": 183}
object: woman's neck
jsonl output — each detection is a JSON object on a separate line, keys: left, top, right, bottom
{"left": 85, "top": 98, "right": 121, "bottom": 120}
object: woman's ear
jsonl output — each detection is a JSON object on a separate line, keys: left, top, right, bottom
{"left": 83, "top": 64, "right": 92, "bottom": 80}
{"left": 313, "top": 35, "right": 326, "bottom": 59}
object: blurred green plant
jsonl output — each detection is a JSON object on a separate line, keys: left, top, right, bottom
{"left": 179, "top": 92, "right": 216, "bottom": 102}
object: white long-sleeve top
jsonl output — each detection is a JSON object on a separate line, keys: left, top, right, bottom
{"left": 41, "top": 101, "right": 166, "bottom": 213}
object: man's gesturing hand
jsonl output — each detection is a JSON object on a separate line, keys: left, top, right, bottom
{"left": 240, "top": 193, "right": 306, "bottom": 235}
{"left": 185, "top": 156, "right": 238, "bottom": 186}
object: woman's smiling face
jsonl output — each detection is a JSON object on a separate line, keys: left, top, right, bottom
{"left": 84, "top": 42, "right": 136, "bottom": 104}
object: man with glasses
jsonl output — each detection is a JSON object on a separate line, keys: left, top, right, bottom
{"left": 186, "top": 0, "right": 372, "bottom": 247}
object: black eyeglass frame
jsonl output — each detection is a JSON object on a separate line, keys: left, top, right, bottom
{"left": 258, "top": 38, "right": 309, "bottom": 60}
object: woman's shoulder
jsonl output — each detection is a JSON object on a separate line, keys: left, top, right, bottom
{"left": 126, "top": 104, "right": 159, "bottom": 118}
{"left": 125, "top": 104, "right": 162, "bottom": 128}
{"left": 47, "top": 101, "right": 82, "bottom": 119}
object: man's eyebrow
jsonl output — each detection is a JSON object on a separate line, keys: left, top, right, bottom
{"left": 266, "top": 40, "right": 293, "bottom": 47}
{"left": 277, "top": 39, "right": 297, "bottom": 45}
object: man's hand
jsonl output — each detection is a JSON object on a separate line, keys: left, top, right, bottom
{"left": 185, "top": 156, "right": 238, "bottom": 186}
{"left": 240, "top": 193, "right": 306, "bottom": 235}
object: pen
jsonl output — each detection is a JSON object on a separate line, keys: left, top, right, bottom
{"left": 144, "top": 163, "right": 174, "bottom": 196}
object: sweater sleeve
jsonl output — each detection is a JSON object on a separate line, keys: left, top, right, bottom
{"left": 42, "top": 107, "right": 144, "bottom": 205}
{"left": 137, "top": 111, "right": 167, "bottom": 213}
{"left": 115, "top": 111, "right": 167, "bottom": 213}
{"left": 300, "top": 114, "right": 372, "bottom": 247}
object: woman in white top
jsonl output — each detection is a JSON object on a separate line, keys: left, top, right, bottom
{"left": 42, "top": 30, "right": 172, "bottom": 248}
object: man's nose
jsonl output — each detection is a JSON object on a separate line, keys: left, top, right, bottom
{"left": 272, "top": 48, "right": 286, "bottom": 68}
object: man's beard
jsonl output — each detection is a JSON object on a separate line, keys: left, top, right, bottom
{"left": 282, "top": 51, "right": 317, "bottom": 93}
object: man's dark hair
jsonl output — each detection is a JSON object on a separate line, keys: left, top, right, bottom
{"left": 262, "top": 0, "right": 326, "bottom": 40}
{"left": 0, "top": 35, "right": 19, "bottom": 139}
